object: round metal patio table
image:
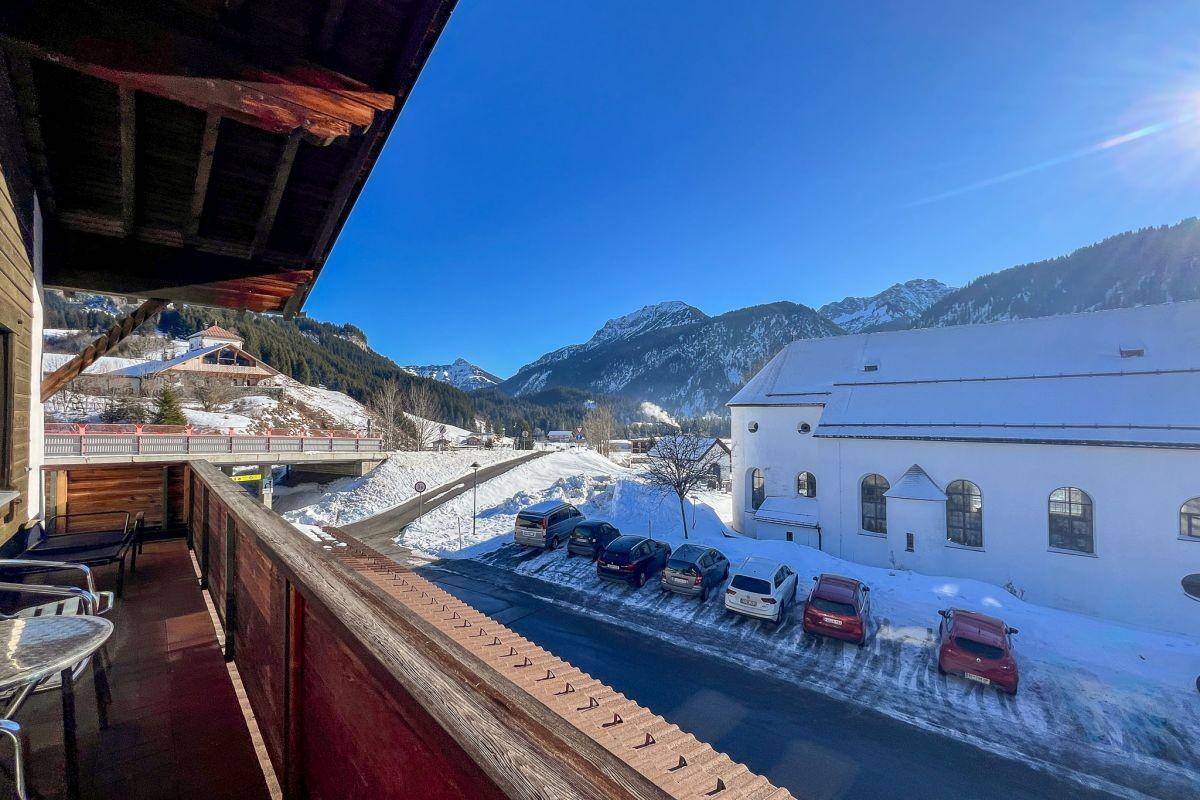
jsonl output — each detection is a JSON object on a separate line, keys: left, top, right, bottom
{"left": 0, "top": 616, "right": 113, "bottom": 800}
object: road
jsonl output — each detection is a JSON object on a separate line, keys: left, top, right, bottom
{"left": 340, "top": 450, "right": 546, "bottom": 557}
{"left": 422, "top": 562, "right": 1125, "bottom": 800}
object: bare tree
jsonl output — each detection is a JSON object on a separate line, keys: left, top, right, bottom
{"left": 366, "top": 379, "right": 408, "bottom": 450}
{"left": 581, "top": 405, "right": 615, "bottom": 457}
{"left": 192, "top": 380, "right": 235, "bottom": 412}
{"left": 643, "top": 435, "right": 721, "bottom": 539}
{"left": 401, "top": 381, "right": 440, "bottom": 451}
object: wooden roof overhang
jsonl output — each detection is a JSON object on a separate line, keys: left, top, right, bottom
{"left": 0, "top": 0, "right": 455, "bottom": 315}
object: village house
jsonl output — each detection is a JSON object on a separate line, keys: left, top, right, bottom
{"left": 647, "top": 435, "right": 731, "bottom": 489}
{"left": 728, "top": 302, "right": 1200, "bottom": 637}
{"left": 101, "top": 325, "right": 279, "bottom": 392}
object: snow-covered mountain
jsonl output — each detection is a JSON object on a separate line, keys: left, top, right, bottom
{"left": 522, "top": 301, "right": 709, "bottom": 372}
{"left": 818, "top": 278, "right": 953, "bottom": 333}
{"left": 403, "top": 358, "right": 502, "bottom": 392}
{"left": 498, "top": 301, "right": 840, "bottom": 414}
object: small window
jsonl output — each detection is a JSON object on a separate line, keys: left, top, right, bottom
{"left": 747, "top": 421, "right": 759, "bottom": 433}
{"left": 786, "top": 531, "right": 794, "bottom": 542}
{"left": 905, "top": 532, "right": 914, "bottom": 552}
{"left": 1184, "top": 574, "right": 1200, "bottom": 601}
{"left": 861, "top": 474, "right": 889, "bottom": 534}
{"left": 946, "top": 480, "right": 983, "bottom": 548}
{"left": 796, "top": 471, "right": 816, "bottom": 498}
{"left": 862, "top": 363, "right": 879, "bottom": 372}
{"left": 1180, "top": 498, "right": 1200, "bottom": 539}
{"left": 750, "top": 469, "right": 765, "bottom": 510}
{"left": 1119, "top": 345, "right": 1145, "bottom": 358}
{"left": 1049, "top": 487, "right": 1094, "bottom": 554}
{"left": 797, "top": 421, "right": 811, "bottom": 434}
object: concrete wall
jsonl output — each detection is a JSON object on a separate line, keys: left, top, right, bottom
{"left": 731, "top": 403, "right": 1200, "bottom": 636}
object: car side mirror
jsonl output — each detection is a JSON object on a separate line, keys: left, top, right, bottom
{"left": 1007, "top": 627, "right": 1019, "bottom": 635}
{"left": 862, "top": 585, "right": 870, "bottom": 592}
{"left": 937, "top": 609, "right": 949, "bottom": 618}
{"left": 811, "top": 575, "right": 819, "bottom": 581}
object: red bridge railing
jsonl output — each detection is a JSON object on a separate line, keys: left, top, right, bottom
{"left": 44, "top": 423, "right": 384, "bottom": 458}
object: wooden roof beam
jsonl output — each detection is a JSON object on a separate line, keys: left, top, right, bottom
{"left": 118, "top": 87, "right": 135, "bottom": 235}
{"left": 185, "top": 112, "right": 221, "bottom": 241}
{"left": 5, "top": 52, "right": 53, "bottom": 213}
{"left": 251, "top": 132, "right": 300, "bottom": 255}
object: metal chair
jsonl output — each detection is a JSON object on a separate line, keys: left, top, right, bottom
{"left": 17, "top": 512, "right": 139, "bottom": 597}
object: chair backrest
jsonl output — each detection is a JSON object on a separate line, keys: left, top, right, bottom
{"left": 14, "top": 595, "right": 89, "bottom": 618}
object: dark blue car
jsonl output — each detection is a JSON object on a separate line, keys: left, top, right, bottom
{"left": 596, "top": 536, "right": 672, "bottom": 588}
{"left": 567, "top": 520, "right": 622, "bottom": 560}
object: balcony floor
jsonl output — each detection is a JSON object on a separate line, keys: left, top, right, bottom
{"left": 0, "top": 539, "right": 272, "bottom": 800}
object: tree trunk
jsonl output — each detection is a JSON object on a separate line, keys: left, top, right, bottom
{"left": 678, "top": 492, "right": 689, "bottom": 539}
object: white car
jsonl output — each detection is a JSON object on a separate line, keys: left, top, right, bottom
{"left": 724, "top": 557, "right": 798, "bottom": 624}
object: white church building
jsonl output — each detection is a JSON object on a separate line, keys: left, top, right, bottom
{"left": 728, "top": 301, "right": 1200, "bottom": 637}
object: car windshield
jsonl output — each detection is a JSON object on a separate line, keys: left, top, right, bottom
{"left": 954, "top": 636, "right": 1004, "bottom": 660}
{"left": 731, "top": 575, "right": 772, "bottom": 595}
{"left": 810, "top": 597, "right": 856, "bottom": 616}
{"left": 666, "top": 558, "right": 700, "bottom": 575}
{"left": 572, "top": 529, "right": 593, "bottom": 539}
{"left": 515, "top": 514, "right": 543, "bottom": 529}
{"left": 602, "top": 550, "right": 632, "bottom": 565}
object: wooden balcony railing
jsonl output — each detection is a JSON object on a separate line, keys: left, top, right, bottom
{"left": 185, "top": 460, "right": 794, "bottom": 800}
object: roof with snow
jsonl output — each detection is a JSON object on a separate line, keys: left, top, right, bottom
{"left": 753, "top": 496, "right": 820, "bottom": 528}
{"left": 646, "top": 436, "right": 731, "bottom": 459}
{"left": 190, "top": 325, "right": 242, "bottom": 341}
{"left": 884, "top": 465, "right": 948, "bottom": 502}
{"left": 729, "top": 302, "right": 1200, "bottom": 448}
{"left": 103, "top": 342, "right": 276, "bottom": 378}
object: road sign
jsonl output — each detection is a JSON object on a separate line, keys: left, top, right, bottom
{"left": 232, "top": 473, "right": 262, "bottom": 483}
{"left": 414, "top": 481, "right": 426, "bottom": 493}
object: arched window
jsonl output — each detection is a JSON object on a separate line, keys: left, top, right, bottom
{"left": 749, "top": 469, "right": 765, "bottom": 510}
{"left": 861, "top": 474, "right": 889, "bottom": 534}
{"left": 946, "top": 480, "right": 983, "bottom": 548}
{"left": 1181, "top": 498, "right": 1200, "bottom": 539}
{"left": 796, "top": 472, "right": 816, "bottom": 498}
{"left": 1049, "top": 487, "right": 1094, "bottom": 554}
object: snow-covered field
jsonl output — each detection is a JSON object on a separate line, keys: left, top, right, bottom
{"left": 277, "top": 449, "right": 526, "bottom": 527}
{"left": 324, "top": 448, "right": 1200, "bottom": 799}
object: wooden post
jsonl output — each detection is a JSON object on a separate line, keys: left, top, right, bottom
{"left": 283, "top": 582, "right": 305, "bottom": 798}
{"left": 224, "top": 514, "right": 237, "bottom": 661}
{"left": 199, "top": 484, "right": 210, "bottom": 589}
{"left": 161, "top": 466, "right": 170, "bottom": 531}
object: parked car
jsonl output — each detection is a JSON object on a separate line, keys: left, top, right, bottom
{"left": 802, "top": 573, "right": 871, "bottom": 644}
{"left": 596, "top": 536, "right": 672, "bottom": 587}
{"left": 660, "top": 543, "right": 729, "bottom": 601}
{"left": 724, "top": 557, "right": 798, "bottom": 624}
{"left": 936, "top": 608, "right": 1019, "bottom": 694}
{"left": 513, "top": 500, "right": 584, "bottom": 550}
{"left": 567, "top": 520, "right": 622, "bottom": 559}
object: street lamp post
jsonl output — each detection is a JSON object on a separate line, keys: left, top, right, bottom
{"left": 689, "top": 494, "right": 698, "bottom": 530}
{"left": 470, "top": 461, "right": 481, "bottom": 540}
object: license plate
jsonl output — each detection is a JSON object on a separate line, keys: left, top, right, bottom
{"left": 740, "top": 597, "right": 758, "bottom": 606}
{"left": 964, "top": 672, "right": 990, "bottom": 685}
{"left": 671, "top": 577, "right": 689, "bottom": 585}
{"left": 602, "top": 564, "right": 620, "bottom": 571}
{"left": 822, "top": 617, "right": 843, "bottom": 626}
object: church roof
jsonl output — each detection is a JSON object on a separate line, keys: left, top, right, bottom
{"left": 729, "top": 302, "right": 1200, "bottom": 448}
{"left": 884, "top": 465, "right": 947, "bottom": 502}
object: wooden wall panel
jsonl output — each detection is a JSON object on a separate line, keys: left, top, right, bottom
{"left": 0, "top": 54, "right": 38, "bottom": 547}
{"left": 234, "top": 533, "right": 287, "bottom": 775}
{"left": 298, "top": 602, "right": 507, "bottom": 800}
{"left": 56, "top": 463, "right": 188, "bottom": 532}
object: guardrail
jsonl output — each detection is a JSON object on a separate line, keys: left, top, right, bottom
{"left": 45, "top": 423, "right": 383, "bottom": 457}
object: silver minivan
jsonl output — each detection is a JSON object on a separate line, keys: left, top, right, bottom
{"left": 513, "top": 500, "right": 584, "bottom": 549}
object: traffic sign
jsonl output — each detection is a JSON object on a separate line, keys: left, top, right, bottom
{"left": 414, "top": 481, "right": 427, "bottom": 493}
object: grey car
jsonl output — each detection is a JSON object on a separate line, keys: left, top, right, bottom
{"left": 660, "top": 543, "right": 730, "bottom": 601}
{"left": 513, "top": 500, "right": 584, "bottom": 549}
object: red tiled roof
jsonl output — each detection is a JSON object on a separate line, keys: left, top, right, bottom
{"left": 194, "top": 325, "right": 242, "bottom": 340}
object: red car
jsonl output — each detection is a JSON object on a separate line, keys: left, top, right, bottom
{"left": 936, "top": 608, "right": 1019, "bottom": 695}
{"left": 802, "top": 573, "right": 871, "bottom": 644}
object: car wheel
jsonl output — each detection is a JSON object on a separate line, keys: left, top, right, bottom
{"left": 636, "top": 571, "right": 646, "bottom": 588}
{"left": 937, "top": 660, "right": 946, "bottom": 676}
{"left": 700, "top": 585, "right": 708, "bottom": 602}
{"left": 723, "top": 565, "right": 729, "bottom": 580}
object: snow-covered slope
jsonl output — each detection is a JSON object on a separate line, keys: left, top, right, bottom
{"left": 403, "top": 357, "right": 502, "bottom": 392}
{"left": 818, "top": 278, "right": 953, "bottom": 333}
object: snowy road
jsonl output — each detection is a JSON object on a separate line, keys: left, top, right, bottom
{"left": 423, "top": 560, "right": 1126, "bottom": 800}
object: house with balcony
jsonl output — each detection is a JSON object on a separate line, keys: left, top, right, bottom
{"left": 101, "top": 325, "right": 280, "bottom": 392}
{"left": 728, "top": 303, "right": 1200, "bottom": 637}
{"left": 0, "top": 3, "right": 790, "bottom": 799}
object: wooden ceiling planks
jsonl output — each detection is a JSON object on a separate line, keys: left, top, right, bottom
{"left": 0, "top": 0, "right": 456, "bottom": 314}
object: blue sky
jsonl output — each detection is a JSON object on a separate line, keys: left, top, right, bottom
{"left": 309, "top": 1, "right": 1200, "bottom": 377}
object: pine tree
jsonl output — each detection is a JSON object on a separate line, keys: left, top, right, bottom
{"left": 154, "top": 386, "right": 187, "bottom": 425}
